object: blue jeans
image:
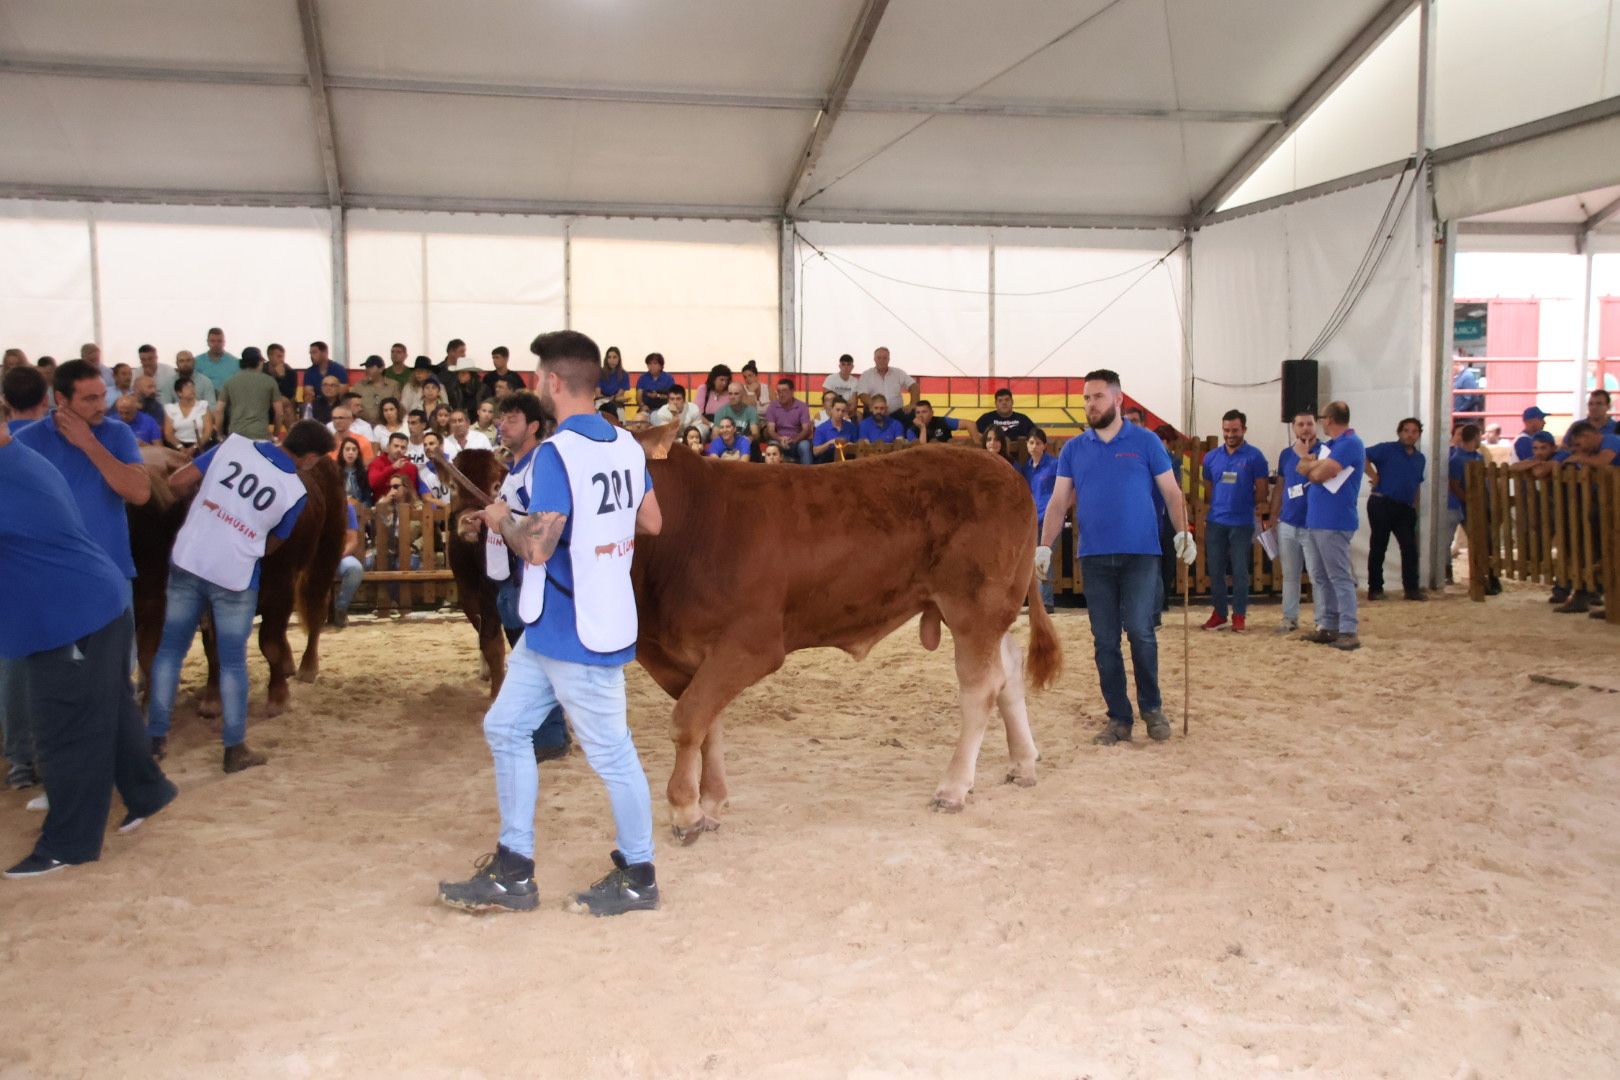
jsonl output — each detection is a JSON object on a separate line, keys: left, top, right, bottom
{"left": 1205, "top": 521, "right": 1255, "bottom": 617}
{"left": 1038, "top": 575, "right": 1055, "bottom": 610}
{"left": 483, "top": 643, "right": 653, "bottom": 863}
{"left": 1080, "top": 554, "right": 1162, "bottom": 725}
{"left": 334, "top": 555, "right": 364, "bottom": 614}
{"left": 787, "top": 438, "right": 813, "bottom": 465}
{"left": 1277, "top": 521, "right": 1315, "bottom": 624}
{"left": 146, "top": 566, "right": 258, "bottom": 747}
{"left": 1307, "top": 529, "right": 1358, "bottom": 635}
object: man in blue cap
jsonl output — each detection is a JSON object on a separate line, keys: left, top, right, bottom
{"left": 1364, "top": 418, "right": 1427, "bottom": 601}
{"left": 1513, "top": 407, "right": 1547, "bottom": 461}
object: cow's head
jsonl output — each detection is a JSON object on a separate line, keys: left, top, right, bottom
{"left": 633, "top": 420, "right": 680, "bottom": 461}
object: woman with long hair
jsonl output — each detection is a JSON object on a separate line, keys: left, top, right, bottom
{"left": 981, "top": 424, "right": 1013, "bottom": 463}
{"left": 681, "top": 425, "right": 708, "bottom": 456}
{"left": 599, "top": 346, "right": 629, "bottom": 418}
{"left": 739, "top": 359, "right": 770, "bottom": 412}
{"left": 337, "top": 436, "right": 373, "bottom": 506}
{"left": 376, "top": 397, "right": 407, "bottom": 441}
{"left": 695, "top": 364, "right": 732, "bottom": 421}
{"left": 430, "top": 403, "right": 452, "bottom": 439}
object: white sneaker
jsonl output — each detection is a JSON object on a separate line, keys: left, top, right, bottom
{"left": 1274, "top": 620, "right": 1298, "bottom": 635}
{"left": 25, "top": 793, "right": 47, "bottom": 812}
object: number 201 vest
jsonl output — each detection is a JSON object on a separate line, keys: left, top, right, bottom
{"left": 516, "top": 426, "right": 646, "bottom": 653}
{"left": 171, "top": 435, "right": 307, "bottom": 591}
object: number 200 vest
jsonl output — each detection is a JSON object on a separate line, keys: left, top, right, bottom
{"left": 171, "top": 435, "right": 308, "bottom": 591}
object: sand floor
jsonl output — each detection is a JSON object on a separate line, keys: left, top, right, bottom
{"left": 3, "top": 581, "right": 1619, "bottom": 1079}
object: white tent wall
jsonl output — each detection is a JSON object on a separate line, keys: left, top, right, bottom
{"left": 0, "top": 201, "right": 95, "bottom": 359}
{"left": 795, "top": 223, "right": 991, "bottom": 379}
{"left": 568, "top": 218, "right": 778, "bottom": 374}
{"left": 346, "top": 210, "right": 566, "bottom": 369}
{"left": 1191, "top": 175, "right": 1421, "bottom": 583}
{"left": 989, "top": 228, "right": 1186, "bottom": 418}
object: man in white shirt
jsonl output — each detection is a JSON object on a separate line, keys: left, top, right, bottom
{"left": 442, "top": 408, "right": 493, "bottom": 459}
{"left": 856, "top": 346, "right": 917, "bottom": 423}
{"left": 823, "top": 353, "right": 860, "bottom": 413}
{"left": 337, "top": 393, "right": 377, "bottom": 443}
{"left": 404, "top": 410, "right": 431, "bottom": 468}
{"left": 651, "top": 384, "right": 708, "bottom": 438}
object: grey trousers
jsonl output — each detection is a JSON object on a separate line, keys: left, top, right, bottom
{"left": 1306, "top": 528, "right": 1358, "bottom": 635}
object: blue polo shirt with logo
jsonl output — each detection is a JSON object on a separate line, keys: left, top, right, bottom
{"left": 14, "top": 412, "right": 145, "bottom": 578}
{"left": 1365, "top": 440, "right": 1427, "bottom": 505}
{"left": 1275, "top": 445, "right": 1314, "bottom": 527}
{"left": 1447, "top": 446, "right": 1481, "bottom": 513}
{"left": 1304, "top": 429, "right": 1365, "bottom": 532}
{"left": 1054, "top": 421, "right": 1173, "bottom": 556}
{"left": 1200, "top": 442, "right": 1269, "bottom": 526}
{"left": 858, "top": 416, "right": 905, "bottom": 443}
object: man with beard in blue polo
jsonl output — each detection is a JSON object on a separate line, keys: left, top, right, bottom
{"left": 1198, "top": 409, "right": 1269, "bottom": 633}
{"left": 1036, "top": 369, "right": 1194, "bottom": 745}
{"left": 1364, "top": 417, "right": 1427, "bottom": 602}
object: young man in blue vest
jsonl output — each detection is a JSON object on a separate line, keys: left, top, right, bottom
{"left": 1036, "top": 369, "right": 1194, "bottom": 745}
{"left": 1298, "top": 401, "right": 1365, "bottom": 650}
{"left": 1199, "top": 409, "right": 1269, "bottom": 632}
{"left": 1364, "top": 417, "right": 1428, "bottom": 601}
{"left": 440, "top": 330, "right": 664, "bottom": 916}
{"left": 144, "top": 420, "right": 332, "bottom": 772}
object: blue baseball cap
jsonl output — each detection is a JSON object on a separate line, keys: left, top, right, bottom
{"left": 1522, "top": 406, "right": 1547, "bottom": 421}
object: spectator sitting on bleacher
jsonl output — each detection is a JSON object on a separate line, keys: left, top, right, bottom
{"left": 307, "top": 373, "right": 344, "bottom": 425}
{"left": 911, "top": 400, "right": 960, "bottom": 443}
{"left": 368, "top": 432, "right": 421, "bottom": 501}
{"left": 332, "top": 500, "right": 365, "bottom": 629}
{"left": 815, "top": 390, "right": 838, "bottom": 425}
{"left": 115, "top": 394, "right": 162, "bottom": 446}
{"left": 981, "top": 424, "right": 1013, "bottom": 463}
{"left": 404, "top": 410, "right": 430, "bottom": 467}
{"left": 329, "top": 406, "right": 373, "bottom": 462}
{"left": 430, "top": 403, "right": 453, "bottom": 440}
{"left": 443, "top": 408, "right": 492, "bottom": 459}
{"left": 164, "top": 376, "right": 213, "bottom": 452}
{"left": 400, "top": 357, "right": 434, "bottom": 413}
{"left": 636, "top": 352, "right": 675, "bottom": 416}
{"left": 823, "top": 353, "right": 860, "bottom": 413}
{"left": 761, "top": 442, "right": 784, "bottom": 464}
{"left": 708, "top": 416, "right": 751, "bottom": 461}
{"left": 354, "top": 355, "right": 392, "bottom": 423}
{"left": 367, "top": 472, "right": 424, "bottom": 584}
{"left": 337, "top": 436, "right": 372, "bottom": 506}
{"left": 133, "top": 375, "right": 165, "bottom": 427}
{"left": 338, "top": 392, "right": 376, "bottom": 442}
{"left": 1123, "top": 406, "right": 1146, "bottom": 426}
{"left": 713, "top": 381, "right": 760, "bottom": 439}
{"left": 740, "top": 360, "right": 771, "bottom": 413}
{"left": 765, "top": 377, "right": 814, "bottom": 465}
{"left": 977, "top": 388, "right": 1035, "bottom": 440}
{"left": 376, "top": 397, "right": 406, "bottom": 442}
{"left": 858, "top": 394, "right": 906, "bottom": 443}
{"left": 696, "top": 364, "right": 732, "bottom": 421}
{"left": 417, "top": 432, "right": 452, "bottom": 508}
{"left": 813, "top": 395, "right": 857, "bottom": 462}
{"left": 482, "top": 346, "right": 525, "bottom": 400}
{"left": 856, "top": 347, "right": 917, "bottom": 423}
{"left": 599, "top": 346, "right": 630, "bottom": 417}
{"left": 653, "top": 384, "right": 707, "bottom": 437}
{"left": 105, "top": 362, "right": 134, "bottom": 408}
{"left": 473, "top": 399, "right": 499, "bottom": 445}
{"left": 681, "top": 425, "right": 707, "bottom": 456}
{"left": 1509, "top": 430, "right": 1558, "bottom": 478}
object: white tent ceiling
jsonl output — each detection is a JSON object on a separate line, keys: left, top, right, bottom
{"left": 0, "top": 0, "right": 1403, "bottom": 225}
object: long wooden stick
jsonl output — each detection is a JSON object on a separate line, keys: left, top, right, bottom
{"left": 1182, "top": 553, "right": 1190, "bottom": 736}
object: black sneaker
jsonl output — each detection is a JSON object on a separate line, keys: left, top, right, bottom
{"left": 1404, "top": 589, "right": 1427, "bottom": 601}
{"left": 4, "top": 852, "right": 70, "bottom": 879}
{"left": 1367, "top": 589, "right": 1386, "bottom": 601}
{"left": 439, "top": 846, "right": 539, "bottom": 913}
{"left": 1549, "top": 586, "right": 1570, "bottom": 603}
{"left": 568, "top": 850, "right": 659, "bottom": 917}
{"left": 118, "top": 779, "right": 179, "bottom": 835}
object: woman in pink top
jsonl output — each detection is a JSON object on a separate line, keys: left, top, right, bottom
{"left": 695, "top": 364, "right": 733, "bottom": 420}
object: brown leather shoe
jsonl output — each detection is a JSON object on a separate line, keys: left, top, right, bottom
{"left": 1299, "top": 628, "right": 1339, "bottom": 645}
{"left": 223, "top": 744, "right": 268, "bottom": 774}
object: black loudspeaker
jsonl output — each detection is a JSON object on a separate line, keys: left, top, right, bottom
{"left": 1281, "top": 359, "right": 1319, "bottom": 422}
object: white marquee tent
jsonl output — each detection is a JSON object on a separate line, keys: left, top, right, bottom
{"left": 3, "top": 0, "right": 1620, "bottom": 582}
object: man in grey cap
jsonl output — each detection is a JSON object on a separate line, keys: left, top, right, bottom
{"left": 1513, "top": 407, "right": 1547, "bottom": 462}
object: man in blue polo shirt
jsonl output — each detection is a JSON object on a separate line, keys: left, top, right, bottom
{"left": 1037, "top": 369, "right": 1193, "bottom": 745}
{"left": 812, "top": 395, "right": 859, "bottom": 462}
{"left": 440, "top": 331, "right": 664, "bottom": 918}
{"left": 635, "top": 352, "right": 676, "bottom": 416}
{"left": 0, "top": 423, "right": 177, "bottom": 879}
{"left": 857, "top": 394, "right": 906, "bottom": 443}
{"left": 1513, "top": 407, "right": 1547, "bottom": 462}
{"left": 1364, "top": 417, "right": 1428, "bottom": 602}
{"left": 1549, "top": 420, "right": 1620, "bottom": 613}
{"left": 1268, "top": 410, "right": 1318, "bottom": 634}
{"left": 1298, "top": 400, "right": 1365, "bottom": 650}
{"left": 14, "top": 359, "right": 153, "bottom": 578}
{"left": 1199, "top": 409, "right": 1269, "bottom": 632}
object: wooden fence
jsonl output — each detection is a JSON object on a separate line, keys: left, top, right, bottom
{"left": 1465, "top": 460, "right": 1620, "bottom": 623}
{"left": 357, "top": 500, "right": 458, "bottom": 614}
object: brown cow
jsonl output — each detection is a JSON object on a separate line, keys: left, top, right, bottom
{"left": 629, "top": 425, "right": 1061, "bottom": 841}
{"left": 130, "top": 447, "right": 347, "bottom": 717}
{"left": 446, "top": 448, "right": 519, "bottom": 696}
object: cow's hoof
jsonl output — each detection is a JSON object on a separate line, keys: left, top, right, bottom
{"left": 672, "top": 816, "right": 720, "bottom": 845}
{"left": 1005, "top": 765, "right": 1038, "bottom": 788}
{"left": 928, "top": 796, "right": 966, "bottom": 814}
{"left": 265, "top": 698, "right": 289, "bottom": 719}
{"left": 295, "top": 667, "right": 318, "bottom": 685}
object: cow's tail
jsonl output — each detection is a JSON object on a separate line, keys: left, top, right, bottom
{"left": 298, "top": 457, "right": 346, "bottom": 635}
{"left": 1024, "top": 569, "right": 1062, "bottom": 690}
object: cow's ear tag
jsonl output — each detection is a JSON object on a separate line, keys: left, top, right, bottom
{"left": 635, "top": 420, "right": 680, "bottom": 461}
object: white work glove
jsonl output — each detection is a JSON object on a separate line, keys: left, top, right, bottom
{"left": 1034, "top": 545, "right": 1053, "bottom": 580}
{"left": 1172, "top": 531, "right": 1197, "bottom": 566}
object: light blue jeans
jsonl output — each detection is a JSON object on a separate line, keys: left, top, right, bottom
{"left": 146, "top": 566, "right": 258, "bottom": 747}
{"left": 1276, "top": 521, "right": 1315, "bottom": 625}
{"left": 1306, "top": 529, "right": 1358, "bottom": 635}
{"left": 335, "top": 555, "right": 364, "bottom": 614}
{"left": 483, "top": 643, "right": 653, "bottom": 864}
